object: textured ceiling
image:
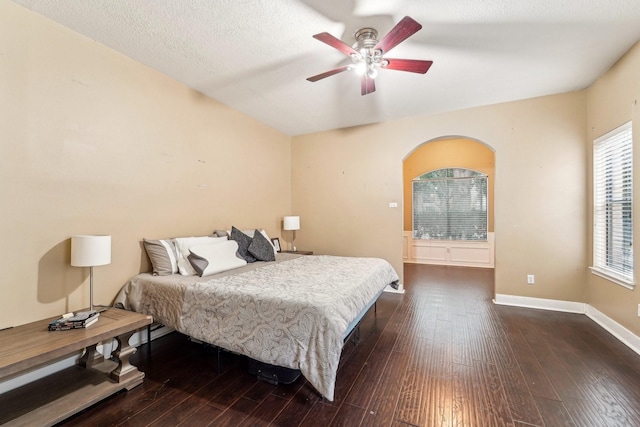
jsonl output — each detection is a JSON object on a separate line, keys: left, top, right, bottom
{"left": 11, "top": 0, "right": 640, "bottom": 136}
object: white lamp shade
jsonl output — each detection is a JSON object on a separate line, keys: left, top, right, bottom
{"left": 71, "top": 235, "right": 112, "bottom": 267}
{"left": 283, "top": 216, "right": 300, "bottom": 231}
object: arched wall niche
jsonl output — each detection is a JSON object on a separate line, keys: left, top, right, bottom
{"left": 403, "top": 136, "right": 495, "bottom": 233}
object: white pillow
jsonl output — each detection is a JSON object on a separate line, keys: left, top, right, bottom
{"left": 187, "top": 240, "right": 247, "bottom": 277}
{"left": 174, "top": 236, "right": 227, "bottom": 275}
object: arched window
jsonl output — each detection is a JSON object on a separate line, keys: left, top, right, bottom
{"left": 413, "top": 168, "right": 488, "bottom": 241}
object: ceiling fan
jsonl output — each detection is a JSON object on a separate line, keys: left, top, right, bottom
{"left": 307, "top": 16, "right": 433, "bottom": 96}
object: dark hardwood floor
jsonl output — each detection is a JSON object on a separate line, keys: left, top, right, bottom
{"left": 60, "top": 264, "right": 640, "bottom": 426}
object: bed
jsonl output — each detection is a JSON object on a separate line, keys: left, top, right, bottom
{"left": 114, "top": 250, "right": 399, "bottom": 401}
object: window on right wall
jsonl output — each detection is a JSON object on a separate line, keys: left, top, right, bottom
{"left": 592, "top": 121, "right": 634, "bottom": 288}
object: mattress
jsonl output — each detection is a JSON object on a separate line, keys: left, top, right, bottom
{"left": 114, "top": 253, "right": 399, "bottom": 400}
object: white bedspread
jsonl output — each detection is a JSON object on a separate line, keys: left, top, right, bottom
{"left": 114, "top": 254, "right": 398, "bottom": 400}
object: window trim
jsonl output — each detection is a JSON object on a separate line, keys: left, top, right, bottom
{"left": 589, "top": 266, "right": 635, "bottom": 290}
{"left": 591, "top": 121, "right": 634, "bottom": 289}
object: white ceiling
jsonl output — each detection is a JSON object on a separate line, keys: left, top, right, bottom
{"left": 12, "top": 0, "right": 640, "bottom": 136}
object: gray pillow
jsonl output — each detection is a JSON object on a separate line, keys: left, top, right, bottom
{"left": 248, "top": 229, "right": 276, "bottom": 262}
{"left": 213, "top": 229, "right": 229, "bottom": 238}
{"left": 230, "top": 226, "right": 256, "bottom": 263}
{"left": 143, "top": 238, "right": 178, "bottom": 276}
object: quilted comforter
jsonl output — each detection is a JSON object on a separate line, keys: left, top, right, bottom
{"left": 114, "top": 254, "right": 399, "bottom": 400}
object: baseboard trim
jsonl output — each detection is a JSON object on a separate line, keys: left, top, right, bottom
{"left": 383, "top": 283, "right": 405, "bottom": 294}
{"left": 128, "top": 323, "right": 174, "bottom": 348}
{"left": 0, "top": 353, "right": 80, "bottom": 394}
{"left": 585, "top": 305, "right": 640, "bottom": 356}
{"left": 494, "top": 294, "right": 640, "bottom": 356}
{"left": 493, "top": 294, "right": 586, "bottom": 313}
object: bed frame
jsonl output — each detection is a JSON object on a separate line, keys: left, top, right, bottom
{"left": 145, "top": 287, "right": 384, "bottom": 382}
{"left": 118, "top": 253, "right": 398, "bottom": 400}
{"left": 143, "top": 287, "right": 383, "bottom": 392}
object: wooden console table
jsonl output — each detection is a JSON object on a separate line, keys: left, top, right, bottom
{"left": 0, "top": 307, "right": 152, "bottom": 426}
{"left": 281, "top": 250, "right": 313, "bottom": 255}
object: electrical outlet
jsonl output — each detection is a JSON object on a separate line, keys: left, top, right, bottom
{"left": 637, "top": 304, "right": 640, "bottom": 317}
{"left": 527, "top": 275, "right": 535, "bottom": 284}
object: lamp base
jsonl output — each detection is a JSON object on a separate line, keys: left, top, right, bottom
{"left": 88, "top": 267, "right": 108, "bottom": 312}
{"left": 290, "top": 230, "right": 297, "bottom": 252}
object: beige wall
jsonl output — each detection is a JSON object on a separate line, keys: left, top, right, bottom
{"left": 402, "top": 137, "right": 495, "bottom": 233}
{"left": 586, "top": 41, "right": 640, "bottom": 336}
{"left": 292, "top": 92, "right": 588, "bottom": 302}
{"left": 7, "top": 1, "right": 638, "bottom": 338}
{"left": 0, "top": 2, "right": 292, "bottom": 328}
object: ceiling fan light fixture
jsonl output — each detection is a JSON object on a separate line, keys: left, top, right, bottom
{"left": 307, "top": 16, "right": 432, "bottom": 95}
{"left": 355, "top": 61, "right": 368, "bottom": 76}
{"left": 353, "top": 27, "right": 378, "bottom": 51}
{"left": 351, "top": 55, "right": 379, "bottom": 78}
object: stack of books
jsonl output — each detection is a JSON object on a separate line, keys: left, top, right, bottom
{"left": 48, "top": 310, "right": 100, "bottom": 331}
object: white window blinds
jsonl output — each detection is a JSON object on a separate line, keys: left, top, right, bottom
{"left": 413, "top": 169, "right": 488, "bottom": 241}
{"left": 593, "top": 121, "right": 633, "bottom": 286}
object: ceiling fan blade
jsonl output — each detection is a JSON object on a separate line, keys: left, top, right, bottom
{"left": 307, "top": 65, "right": 350, "bottom": 82}
{"left": 384, "top": 59, "right": 433, "bottom": 74}
{"left": 361, "top": 74, "right": 376, "bottom": 95}
{"left": 374, "top": 16, "right": 422, "bottom": 54}
{"left": 313, "top": 32, "right": 359, "bottom": 57}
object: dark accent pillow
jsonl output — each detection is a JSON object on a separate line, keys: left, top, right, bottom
{"left": 187, "top": 252, "right": 209, "bottom": 277}
{"left": 230, "top": 226, "right": 256, "bottom": 263}
{"left": 248, "top": 229, "right": 276, "bottom": 262}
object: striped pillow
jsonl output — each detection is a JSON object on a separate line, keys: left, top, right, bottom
{"left": 143, "top": 238, "right": 178, "bottom": 276}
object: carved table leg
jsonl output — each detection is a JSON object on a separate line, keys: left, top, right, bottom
{"left": 109, "top": 331, "right": 143, "bottom": 387}
{"left": 79, "top": 343, "right": 105, "bottom": 368}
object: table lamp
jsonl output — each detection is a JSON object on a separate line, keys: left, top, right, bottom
{"left": 71, "top": 235, "right": 111, "bottom": 311}
{"left": 283, "top": 216, "right": 300, "bottom": 251}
